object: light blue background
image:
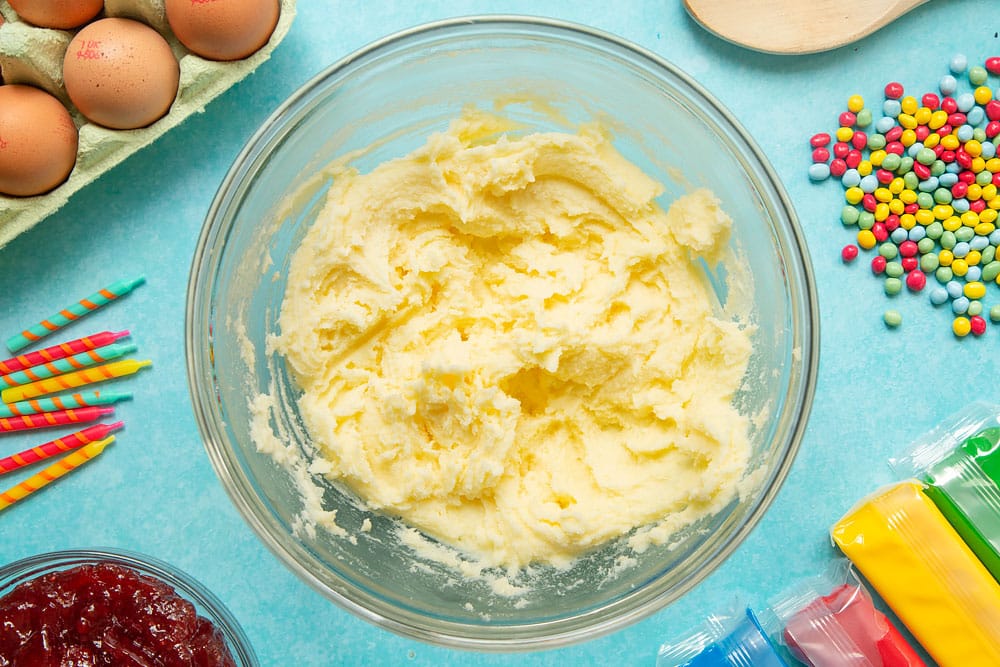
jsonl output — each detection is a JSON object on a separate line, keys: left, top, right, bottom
{"left": 0, "top": 1, "right": 997, "bottom": 664}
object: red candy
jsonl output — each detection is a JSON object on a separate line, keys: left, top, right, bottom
{"left": 941, "top": 149, "right": 957, "bottom": 163}
{"left": 846, "top": 150, "right": 862, "bottom": 168}
{"left": 899, "top": 240, "right": 918, "bottom": 258}
{"left": 948, "top": 112, "right": 967, "bottom": 127}
{"left": 932, "top": 143, "right": 945, "bottom": 157}
{"left": 942, "top": 97, "right": 958, "bottom": 113}
{"left": 884, "top": 214, "right": 900, "bottom": 231}
{"left": 876, "top": 169, "right": 895, "bottom": 184}
{"left": 986, "top": 57, "right": 1000, "bottom": 75}
{"left": 937, "top": 124, "right": 953, "bottom": 137}
{"left": 987, "top": 121, "right": 1000, "bottom": 139}
{"left": 904, "top": 203, "right": 920, "bottom": 215}
{"left": 862, "top": 193, "right": 877, "bottom": 212}
{"left": 871, "top": 255, "right": 887, "bottom": 274}
{"left": 953, "top": 182, "right": 969, "bottom": 198}
{"left": 905, "top": 270, "right": 926, "bottom": 291}
{"left": 971, "top": 315, "right": 987, "bottom": 336}
{"left": 993, "top": 172, "right": 1000, "bottom": 188}
{"left": 852, "top": 131, "right": 868, "bottom": 149}
{"left": 957, "top": 150, "right": 974, "bottom": 169}
{"left": 912, "top": 163, "right": 931, "bottom": 180}
{"left": 885, "top": 82, "right": 904, "bottom": 99}
{"left": 914, "top": 125, "right": 931, "bottom": 142}
{"left": 830, "top": 158, "right": 848, "bottom": 177}
{"left": 813, "top": 147, "right": 831, "bottom": 163}
{"left": 885, "top": 126, "right": 903, "bottom": 142}
{"left": 872, "top": 222, "right": 889, "bottom": 242}
{"left": 840, "top": 111, "right": 857, "bottom": 127}
{"left": 842, "top": 244, "right": 860, "bottom": 262}
{"left": 901, "top": 256, "right": 919, "bottom": 273}
{"left": 833, "top": 142, "right": 851, "bottom": 159}
{"left": 987, "top": 100, "right": 1000, "bottom": 122}
{"left": 971, "top": 199, "right": 987, "bottom": 214}
{"left": 921, "top": 93, "right": 940, "bottom": 110}
{"left": 960, "top": 170, "right": 977, "bottom": 184}
{"left": 885, "top": 141, "right": 905, "bottom": 155}
{"left": 811, "top": 132, "right": 831, "bottom": 147}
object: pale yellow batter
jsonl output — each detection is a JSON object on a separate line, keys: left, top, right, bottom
{"left": 277, "top": 112, "right": 753, "bottom": 569}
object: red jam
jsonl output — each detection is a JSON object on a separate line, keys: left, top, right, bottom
{"left": 0, "top": 562, "right": 237, "bottom": 666}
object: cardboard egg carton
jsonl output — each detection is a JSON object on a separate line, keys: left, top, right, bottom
{"left": 0, "top": 0, "right": 296, "bottom": 249}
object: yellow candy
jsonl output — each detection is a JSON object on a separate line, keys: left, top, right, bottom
{"left": 979, "top": 209, "right": 998, "bottom": 225}
{"left": 900, "top": 213, "right": 916, "bottom": 229}
{"left": 975, "top": 86, "right": 993, "bottom": 105}
{"left": 968, "top": 184, "right": 983, "bottom": 201}
{"left": 924, "top": 132, "right": 940, "bottom": 149}
{"left": 874, "top": 187, "right": 893, "bottom": 203}
{"left": 889, "top": 198, "right": 905, "bottom": 215}
{"left": 965, "top": 140, "right": 983, "bottom": 158}
{"left": 900, "top": 129, "right": 916, "bottom": 147}
{"left": 939, "top": 249, "right": 954, "bottom": 266}
{"left": 962, "top": 211, "right": 980, "bottom": 227}
{"left": 899, "top": 188, "right": 917, "bottom": 204}
{"left": 914, "top": 107, "right": 932, "bottom": 125}
{"left": 965, "top": 281, "right": 986, "bottom": 299}
{"left": 889, "top": 178, "right": 905, "bottom": 195}
{"left": 986, "top": 158, "right": 1000, "bottom": 173}
{"left": 898, "top": 113, "right": 918, "bottom": 130}
{"left": 932, "top": 204, "right": 954, "bottom": 220}
{"left": 929, "top": 110, "right": 949, "bottom": 130}
{"left": 870, "top": 149, "right": 887, "bottom": 167}
{"left": 857, "top": 229, "right": 877, "bottom": 249}
{"left": 941, "top": 134, "right": 961, "bottom": 150}
{"left": 971, "top": 157, "right": 986, "bottom": 173}
{"left": 966, "top": 250, "right": 982, "bottom": 267}
{"left": 943, "top": 215, "right": 962, "bottom": 232}
{"left": 848, "top": 94, "right": 865, "bottom": 113}
{"left": 900, "top": 95, "right": 918, "bottom": 115}
{"left": 982, "top": 184, "right": 998, "bottom": 202}
{"left": 953, "top": 317, "right": 972, "bottom": 337}
{"left": 952, "top": 259, "right": 969, "bottom": 276}
{"left": 858, "top": 160, "right": 873, "bottom": 177}
{"left": 992, "top": 198, "right": 1000, "bottom": 211}
{"left": 915, "top": 209, "right": 935, "bottom": 225}
{"left": 976, "top": 221, "right": 997, "bottom": 236}
{"left": 836, "top": 126, "right": 854, "bottom": 142}
{"left": 845, "top": 187, "right": 864, "bottom": 205}
{"left": 875, "top": 203, "right": 890, "bottom": 221}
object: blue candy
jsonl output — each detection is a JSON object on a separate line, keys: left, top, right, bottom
{"left": 953, "top": 296, "right": 971, "bottom": 314}
{"left": 946, "top": 280, "right": 964, "bottom": 298}
{"left": 968, "top": 107, "right": 985, "bottom": 126}
{"left": 971, "top": 235, "right": 990, "bottom": 251}
{"left": 909, "top": 226, "right": 926, "bottom": 242}
{"left": 952, "top": 241, "right": 971, "bottom": 258}
{"left": 859, "top": 174, "right": 879, "bottom": 193}
{"left": 841, "top": 169, "right": 862, "bottom": 188}
{"left": 966, "top": 266, "right": 982, "bottom": 282}
{"left": 876, "top": 116, "right": 896, "bottom": 133}
{"left": 939, "top": 173, "right": 959, "bottom": 187}
{"left": 957, "top": 124, "right": 975, "bottom": 142}
{"left": 956, "top": 93, "right": 976, "bottom": 113}
{"left": 930, "top": 287, "right": 950, "bottom": 305}
{"left": 891, "top": 228, "right": 909, "bottom": 244}
{"left": 883, "top": 99, "right": 902, "bottom": 117}
{"left": 950, "top": 53, "right": 968, "bottom": 74}
{"left": 808, "top": 163, "right": 830, "bottom": 181}
{"left": 940, "top": 74, "right": 958, "bottom": 95}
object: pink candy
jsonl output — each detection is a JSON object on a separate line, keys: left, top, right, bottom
{"left": 810, "top": 133, "right": 831, "bottom": 147}
{"left": 842, "top": 245, "right": 859, "bottom": 262}
{"left": 986, "top": 56, "right": 1000, "bottom": 75}
{"left": 884, "top": 82, "right": 904, "bottom": 98}
{"left": 971, "top": 315, "right": 988, "bottom": 336}
{"left": 906, "top": 271, "right": 926, "bottom": 292}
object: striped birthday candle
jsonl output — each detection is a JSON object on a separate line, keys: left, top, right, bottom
{"left": 6, "top": 277, "right": 145, "bottom": 352}
{"left": 0, "top": 390, "right": 132, "bottom": 419}
{"left": 0, "top": 422, "right": 123, "bottom": 474}
{"left": 0, "top": 342, "right": 137, "bottom": 388}
{"left": 0, "top": 330, "right": 129, "bottom": 375}
{"left": 0, "top": 407, "right": 114, "bottom": 433}
{"left": 1, "top": 359, "right": 151, "bottom": 403}
{"left": 0, "top": 436, "right": 114, "bottom": 511}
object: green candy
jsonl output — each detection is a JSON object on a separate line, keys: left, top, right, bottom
{"left": 982, "top": 245, "right": 996, "bottom": 264}
{"left": 858, "top": 212, "right": 875, "bottom": 230}
{"left": 977, "top": 170, "right": 993, "bottom": 186}
{"left": 857, "top": 108, "right": 873, "bottom": 127}
{"left": 955, "top": 226, "right": 975, "bottom": 243}
{"left": 897, "top": 157, "right": 914, "bottom": 175}
{"left": 883, "top": 309, "right": 903, "bottom": 327}
{"left": 869, "top": 134, "right": 887, "bottom": 150}
{"left": 931, "top": 160, "right": 946, "bottom": 177}
{"left": 886, "top": 261, "right": 904, "bottom": 278}
{"left": 926, "top": 221, "right": 944, "bottom": 240}
{"left": 880, "top": 242, "right": 899, "bottom": 259}
{"left": 917, "top": 192, "right": 935, "bottom": 209}
{"left": 974, "top": 127, "right": 987, "bottom": 143}
{"left": 934, "top": 188, "right": 953, "bottom": 204}
{"left": 842, "top": 205, "right": 861, "bottom": 226}
{"left": 936, "top": 266, "right": 954, "bottom": 283}
{"left": 968, "top": 300, "right": 984, "bottom": 317}
{"left": 881, "top": 153, "right": 901, "bottom": 171}
{"left": 920, "top": 252, "right": 940, "bottom": 273}
{"left": 917, "top": 147, "right": 937, "bottom": 165}
{"left": 982, "top": 261, "right": 1000, "bottom": 283}
{"left": 941, "top": 231, "right": 957, "bottom": 249}
{"left": 970, "top": 66, "right": 989, "bottom": 86}
{"left": 884, "top": 277, "right": 903, "bottom": 295}
{"left": 918, "top": 237, "right": 936, "bottom": 254}
{"left": 991, "top": 304, "right": 1000, "bottom": 323}
{"left": 903, "top": 172, "right": 919, "bottom": 190}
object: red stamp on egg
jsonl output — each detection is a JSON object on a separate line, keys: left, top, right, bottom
{"left": 76, "top": 39, "right": 102, "bottom": 60}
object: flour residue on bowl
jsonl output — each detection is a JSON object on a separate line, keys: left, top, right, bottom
{"left": 260, "top": 109, "right": 756, "bottom": 574}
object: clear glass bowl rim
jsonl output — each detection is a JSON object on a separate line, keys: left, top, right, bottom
{"left": 185, "top": 14, "right": 820, "bottom": 652}
{"left": 0, "top": 547, "right": 259, "bottom": 665}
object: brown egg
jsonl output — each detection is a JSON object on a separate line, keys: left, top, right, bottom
{"left": 63, "top": 18, "right": 179, "bottom": 130}
{"left": 0, "top": 84, "right": 78, "bottom": 197}
{"left": 8, "top": 0, "right": 104, "bottom": 30}
{"left": 165, "top": 0, "right": 279, "bottom": 61}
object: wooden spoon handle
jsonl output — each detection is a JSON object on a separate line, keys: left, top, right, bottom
{"left": 685, "top": 0, "right": 928, "bottom": 55}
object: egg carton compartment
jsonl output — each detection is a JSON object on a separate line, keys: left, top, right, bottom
{"left": 0, "top": 0, "right": 296, "bottom": 249}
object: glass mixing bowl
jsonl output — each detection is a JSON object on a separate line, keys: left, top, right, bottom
{"left": 0, "top": 548, "right": 258, "bottom": 665}
{"left": 186, "top": 16, "right": 818, "bottom": 650}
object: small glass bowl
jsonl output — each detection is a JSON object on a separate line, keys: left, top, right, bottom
{"left": 187, "top": 15, "right": 818, "bottom": 651}
{"left": 0, "top": 548, "right": 258, "bottom": 666}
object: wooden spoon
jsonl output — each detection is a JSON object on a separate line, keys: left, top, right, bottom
{"left": 684, "top": 0, "right": 927, "bottom": 55}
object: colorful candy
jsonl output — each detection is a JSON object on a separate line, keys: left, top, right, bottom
{"left": 809, "top": 55, "right": 1000, "bottom": 336}
{"left": 0, "top": 390, "right": 131, "bottom": 419}
{"left": 0, "top": 359, "right": 152, "bottom": 403}
{"left": 0, "top": 422, "right": 122, "bottom": 475}
{"left": 5, "top": 277, "right": 145, "bottom": 353}
{"left": 0, "top": 406, "right": 114, "bottom": 433}
{"left": 0, "top": 436, "right": 113, "bottom": 512}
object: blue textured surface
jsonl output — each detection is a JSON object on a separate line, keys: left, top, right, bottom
{"left": 0, "top": 1, "right": 997, "bottom": 664}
